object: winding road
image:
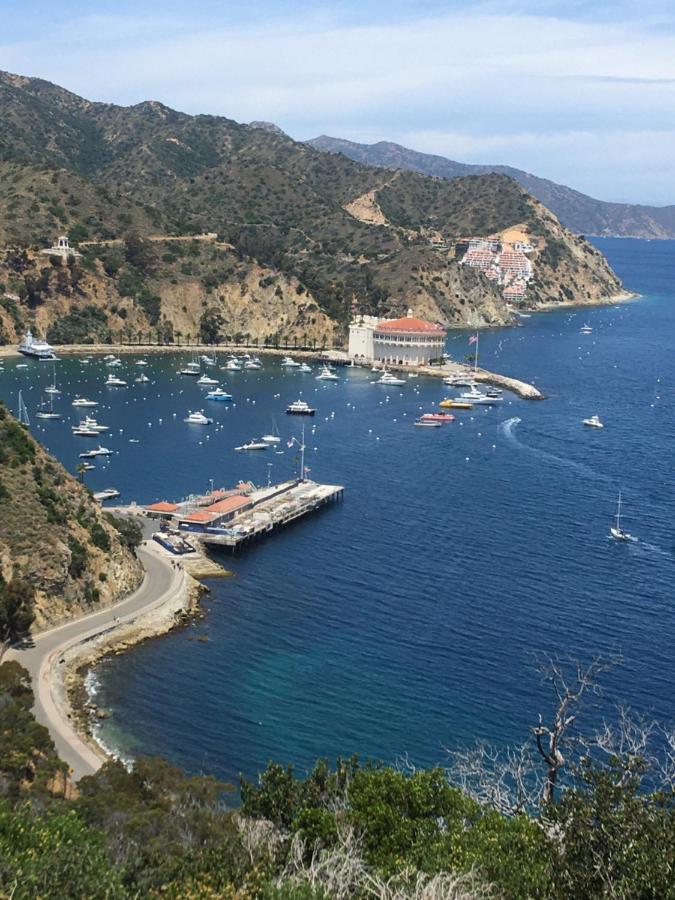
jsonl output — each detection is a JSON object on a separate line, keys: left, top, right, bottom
{"left": 7, "top": 544, "right": 185, "bottom": 781}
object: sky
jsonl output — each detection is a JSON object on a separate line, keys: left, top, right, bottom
{"left": 2, "top": 0, "right": 675, "bottom": 204}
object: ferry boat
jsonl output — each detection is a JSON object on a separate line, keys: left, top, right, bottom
{"left": 105, "top": 373, "right": 127, "bottom": 387}
{"left": 184, "top": 410, "right": 213, "bottom": 425}
{"left": 281, "top": 356, "right": 301, "bottom": 368}
{"left": 197, "top": 373, "right": 219, "bottom": 385}
{"left": 583, "top": 415, "right": 604, "bottom": 428}
{"left": 315, "top": 365, "right": 339, "bottom": 381}
{"left": 72, "top": 397, "right": 98, "bottom": 407}
{"left": 18, "top": 329, "right": 55, "bottom": 359}
{"left": 286, "top": 399, "right": 316, "bottom": 416}
{"left": 205, "top": 387, "right": 233, "bottom": 401}
{"left": 376, "top": 371, "right": 406, "bottom": 386}
{"left": 235, "top": 440, "right": 269, "bottom": 451}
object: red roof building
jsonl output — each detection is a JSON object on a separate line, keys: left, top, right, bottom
{"left": 372, "top": 310, "right": 446, "bottom": 366}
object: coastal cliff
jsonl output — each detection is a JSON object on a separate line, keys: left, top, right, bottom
{"left": 0, "top": 402, "right": 142, "bottom": 629}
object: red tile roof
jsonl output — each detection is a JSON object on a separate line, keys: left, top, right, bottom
{"left": 182, "top": 495, "right": 252, "bottom": 523}
{"left": 375, "top": 316, "right": 446, "bottom": 335}
{"left": 147, "top": 501, "right": 179, "bottom": 512}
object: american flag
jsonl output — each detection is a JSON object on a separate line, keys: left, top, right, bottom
{"left": 287, "top": 439, "right": 294, "bottom": 448}
{"left": 468, "top": 334, "right": 478, "bottom": 345}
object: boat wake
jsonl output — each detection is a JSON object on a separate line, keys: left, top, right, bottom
{"left": 499, "top": 417, "right": 606, "bottom": 481}
{"left": 632, "top": 540, "right": 673, "bottom": 560}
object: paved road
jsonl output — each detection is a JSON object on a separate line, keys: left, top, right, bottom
{"left": 7, "top": 544, "right": 184, "bottom": 781}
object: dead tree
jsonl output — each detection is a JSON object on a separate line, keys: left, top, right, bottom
{"left": 530, "top": 655, "right": 618, "bottom": 805}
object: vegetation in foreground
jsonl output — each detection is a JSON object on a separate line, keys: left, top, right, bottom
{"left": 0, "top": 656, "right": 673, "bottom": 899}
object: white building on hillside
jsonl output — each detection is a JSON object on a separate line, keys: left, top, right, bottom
{"left": 40, "top": 235, "right": 82, "bottom": 260}
{"left": 349, "top": 310, "right": 447, "bottom": 366}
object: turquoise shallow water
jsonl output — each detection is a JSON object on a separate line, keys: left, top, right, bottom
{"left": 1, "top": 238, "right": 673, "bottom": 783}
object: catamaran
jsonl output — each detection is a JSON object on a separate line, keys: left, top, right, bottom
{"left": 610, "top": 492, "right": 632, "bottom": 542}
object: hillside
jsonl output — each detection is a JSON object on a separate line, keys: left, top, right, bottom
{"left": 309, "top": 136, "right": 675, "bottom": 239}
{"left": 0, "top": 71, "right": 623, "bottom": 344}
{"left": 0, "top": 402, "right": 141, "bottom": 629}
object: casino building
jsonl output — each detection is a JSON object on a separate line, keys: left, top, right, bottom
{"left": 348, "top": 309, "right": 447, "bottom": 366}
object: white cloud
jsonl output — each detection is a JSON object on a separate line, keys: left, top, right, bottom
{"left": 2, "top": 7, "right": 675, "bottom": 201}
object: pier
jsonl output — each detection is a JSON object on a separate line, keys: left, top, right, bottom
{"left": 142, "top": 478, "right": 344, "bottom": 553}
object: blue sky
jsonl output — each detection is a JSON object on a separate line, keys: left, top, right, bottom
{"left": 2, "top": 0, "right": 675, "bottom": 204}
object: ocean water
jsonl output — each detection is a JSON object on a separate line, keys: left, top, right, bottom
{"left": 1, "top": 237, "right": 673, "bottom": 785}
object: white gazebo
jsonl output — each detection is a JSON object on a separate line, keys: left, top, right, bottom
{"left": 40, "top": 235, "right": 82, "bottom": 259}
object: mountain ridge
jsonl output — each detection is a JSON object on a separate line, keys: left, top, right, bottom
{"left": 308, "top": 136, "right": 675, "bottom": 239}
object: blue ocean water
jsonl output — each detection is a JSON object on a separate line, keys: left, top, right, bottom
{"left": 1, "top": 237, "right": 673, "bottom": 784}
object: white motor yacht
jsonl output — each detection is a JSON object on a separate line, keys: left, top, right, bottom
{"left": 286, "top": 399, "right": 316, "bottom": 415}
{"left": 235, "top": 440, "right": 269, "bottom": 451}
{"left": 205, "top": 387, "right": 233, "bottom": 401}
{"left": 376, "top": 371, "right": 406, "bottom": 386}
{"left": 106, "top": 358, "right": 122, "bottom": 367}
{"left": 298, "top": 362, "right": 312, "bottom": 373}
{"left": 224, "top": 358, "right": 242, "bottom": 371}
{"left": 201, "top": 354, "right": 216, "bottom": 367}
{"left": 135, "top": 359, "right": 149, "bottom": 367}
{"left": 244, "top": 358, "right": 262, "bottom": 370}
{"left": 105, "top": 374, "right": 127, "bottom": 387}
{"left": 458, "top": 386, "right": 503, "bottom": 405}
{"left": 72, "top": 416, "right": 109, "bottom": 433}
{"left": 316, "top": 365, "right": 339, "bottom": 381}
{"left": 135, "top": 373, "right": 150, "bottom": 383}
{"left": 94, "top": 488, "right": 121, "bottom": 502}
{"left": 79, "top": 445, "right": 113, "bottom": 458}
{"left": 583, "top": 415, "right": 604, "bottom": 428}
{"left": 184, "top": 410, "right": 213, "bottom": 425}
{"left": 580, "top": 324, "right": 593, "bottom": 334}
{"left": 197, "top": 373, "right": 219, "bottom": 385}
{"left": 72, "top": 397, "right": 98, "bottom": 407}
{"left": 281, "top": 356, "right": 301, "bottom": 368}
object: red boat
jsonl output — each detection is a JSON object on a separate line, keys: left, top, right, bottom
{"left": 420, "top": 412, "right": 455, "bottom": 423}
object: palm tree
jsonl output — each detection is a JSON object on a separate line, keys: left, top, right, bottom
{"left": 76, "top": 462, "right": 88, "bottom": 483}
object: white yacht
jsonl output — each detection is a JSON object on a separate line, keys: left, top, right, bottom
{"left": 610, "top": 492, "right": 632, "bottom": 542}
{"left": 235, "top": 439, "right": 269, "bottom": 451}
{"left": 286, "top": 399, "right": 316, "bottom": 416}
{"left": 224, "top": 358, "right": 242, "bottom": 371}
{"left": 583, "top": 415, "right": 604, "bottom": 428}
{"left": 443, "top": 376, "right": 476, "bottom": 387}
{"left": 244, "top": 358, "right": 262, "bottom": 370}
{"left": 72, "top": 424, "right": 100, "bottom": 437}
{"left": 201, "top": 354, "right": 216, "bottom": 367}
{"left": 135, "top": 373, "right": 150, "bottom": 383}
{"left": 106, "top": 357, "right": 122, "bottom": 367}
{"left": 179, "top": 359, "right": 201, "bottom": 376}
{"left": 205, "top": 387, "right": 233, "bottom": 401}
{"left": 197, "top": 373, "right": 219, "bottom": 385}
{"left": 135, "top": 359, "right": 149, "bottom": 367}
{"left": 281, "top": 356, "right": 301, "bottom": 368}
{"left": 298, "top": 362, "right": 312, "bottom": 373}
{"left": 72, "top": 416, "right": 109, "bottom": 433}
{"left": 45, "top": 362, "right": 60, "bottom": 395}
{"left": 316, "top": 365, "right": 339, "bottom": 381}
{"left": 105, "top": 373, "right": 127, "bottom": 387}
{"left": 376, "top": 371, "right": 406, "bottom": 386}
{"left": 580, "top": 324, "right": 593, "bottom": 334}
{"left": 18, "top": 329, "right": 55, "bottom": 359}
{"left": 458, "top": 386, "right": 503, "bottom": 405}
{"left": 35, "top": 394, "right": 61, "bottom": 420}
{"left": 184, "top": 410, "right": 213, "bottom": 425}
{"left": 79, "top": 445, "right": 113, "bottom": 458}
{"left": 261, "top": 419, "right": 281, "bottom": 444}
{"left": 94, "top": 488, "right": 121, "bottom": 502}
{"left": 72, "top": 397, "right": 98, "bottom": 408}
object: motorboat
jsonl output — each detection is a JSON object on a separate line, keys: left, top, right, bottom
{"left": 580, "top": 324, "right": 593, "bottom": 334}
{"left": 583, "top": 415, "right": 604, "bottom": 428}
{"left": 201, "top": 354, "right": 216, "bottom": 367}
{"left": 205, "top": 387, "right": 233, "bottom": 401}
{"left": 224, "top": 358, "right": 242, "bottom": 371}
{"left": 244, "top": 358, "right": 262, "bottom": 370}
{"left": 80, "top": 462, "right": 96, "bottom": 471}
{"left": 18, "top": 329, "right": 55, "bottom": 359}
{"left": 135, "top": 359, "right": 149, "bottom": 367}
{"left": 106, "top": 358, "right": 122, "bottom": 367}
{"left": 94, "top": 488, "right": 121, "bottom": 502}
{"left": 179, "top": 360, "right": 201, "bottom": 376}
{"left": 439, "top": 399, "right": 473, "bottom": 410}
{"left": 316, "top": 365, "right": 339, "bottom": 381}
{"left": 458, "top": 387, "right": 503, "bottom": 405}
{"left": 376, "top": 371, "right": 406, "bottom": 386}
{"left": 72, "top": 397, "right": 98, "bottom": 407}
{"left": 105, "top": 374, "right": 127, "bottom": 387}
{"left": 135, "top": 373, "right": 150, "bottom": 383}
{"left": 414, "top": 419, "right": 442, "bottom": 428}
{"left": 72, "top": 425, "right": 100, "bottom": 437}
{"left": 72, "top": 416, "right": 109, "bottom": 433}
{"left": 443, "top": 376, "right": 475, "bottom": 387}
{"left": 197, "top": 373, "right": 219, "bottom": 385}
{"left": 298, "top": 363, "right": 312, "bottom": 373}
{"left": 610, "top": 492, "right": 632, "bottom": 542}
{"left": 184, "top": 410, "right": 213, "bottom": 424}
{"left": 420, "top": 412, "right": 455, "bottom": 422}
{"left": 235, "top": 440, "right": 269, "bottom": 451}
{"left": 286, "top": 399, "right": 316, "bottom": 416}
{"left": 79, "top": 445, "right": 112, "bottom": 458}
{"left": 281, "top": 356, "right": 301, "bottom": 368}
